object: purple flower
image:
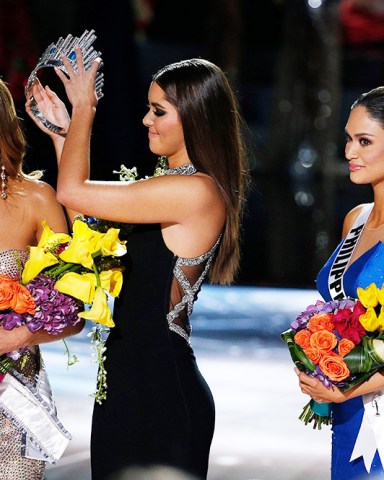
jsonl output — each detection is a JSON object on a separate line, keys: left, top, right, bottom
{"left": 24, "top": 275, "right": 81, "bottom": 334}
{"left": 291, "top": 298, "right": 357, "bottom": 332}
{"left": 320, "top": 299, "right": 355, "bottom": 313}
{"left": 0, "top": 312, "right": 23, "bottom": 330}
{"left": 309, "top": 366, "right": 334, "bottom": 388}
{"left": 291, "top": 300, "right": 326, "bottom": 331}
{"left": 318, "top": 301, "right": 337, "bottom": 314}
{"left": 6, "top": 347, "right": 28, "bottom": 360}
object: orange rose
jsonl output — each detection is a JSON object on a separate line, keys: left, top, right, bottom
{"left": 9, "top": 283, "right": 36, "bottom": 314}
{"left": 0, "top": 274, "right": 19, "bottom": 310}
{"left": 309, "top": 330, "right": 338, "bottom": 354}
{"left": 294, "top": 329, "right": 312, "bottom": 349}
{"left": 303, "top": 346, "right": 322, "bottom": 364}
{"left": 319, "top": 352, "right": 350, "bottom": 382}
{"left": 308, "top": 313, "right": 335, "bottom": 333}
{"left": 338, "top": 338, "right": 355, "bottom": 357}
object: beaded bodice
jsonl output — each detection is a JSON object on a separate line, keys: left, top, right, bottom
{"left": 0, "top": 250, "right": 28, "bottom": 280}
{"left": 0, "top": 248, "right": 46, "bottom": 479}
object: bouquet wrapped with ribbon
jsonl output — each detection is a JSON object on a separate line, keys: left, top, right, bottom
{"left": 281, "top": 282, "right": 384, "bottom": 429}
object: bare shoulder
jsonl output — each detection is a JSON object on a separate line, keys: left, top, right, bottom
{"left": 23, "top": 178, "right": 56, "bottom": 194}
{"left": 173, "top": 173, "right": 223, "bottom": 205}
{"left": 147, "top": 172, "right": 225, "bottom": 218}
{"left": 157, "top": 173, "right": 225, "bottom": 256}
{"left": 23, "top": 178, "right": 58, "bottom": 204}
{"left": 22, "top": 178, "right": 67, "bottom": 231}
{"left": 342, "top": 203, "right": 371, "bottom": 236}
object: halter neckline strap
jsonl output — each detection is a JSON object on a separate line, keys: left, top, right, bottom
{"left": 164, "top": 163, "right": 197, "bottom": 176}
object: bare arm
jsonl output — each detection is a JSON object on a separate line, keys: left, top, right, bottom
{"left": 0, "top": 321, "right": 84, "bottom": 356}
{"left": 50, "top": 48, "right": 225, "bottom": 255}
{"left": 25, "top": 80, "right": 79, "bottom": 224}
{"left": 295, "top": 367, "right": 384, "bottom": 404}
{"left": 25, "top": 59, "right": 221, "bottom": 229}
{"left": 0, "top": 181, "right": 85, "bottom": 354}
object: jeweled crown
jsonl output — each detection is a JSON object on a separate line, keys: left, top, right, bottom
{"left": 25, "top": 29, "right": 104, "bottom": 134}
{"left": 26, "top": 29, "right": 104, "bottom": 98}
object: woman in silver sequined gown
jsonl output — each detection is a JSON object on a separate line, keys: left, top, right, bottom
{"left": 0, "top": 79, "right": 83, "bottom": 480}
{"left": 26, "top": 52, "right": 251, "bottom": 479}
{"left": 0, "top": 251, "right": 46, "bottom": 480}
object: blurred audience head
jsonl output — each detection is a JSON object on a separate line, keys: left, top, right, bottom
{"left": 107, "top": 465, "right": 199, "bottom": 480}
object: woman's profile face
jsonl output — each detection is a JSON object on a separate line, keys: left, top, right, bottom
{"left": 345, "top": 105, "right": 384, "bottom": 187}
{"left": 142, "top": 82, "right": 186, "bottom": 160}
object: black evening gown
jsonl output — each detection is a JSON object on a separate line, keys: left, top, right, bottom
{"left": 90, "top": 224, "right": 216, "bottom": 480}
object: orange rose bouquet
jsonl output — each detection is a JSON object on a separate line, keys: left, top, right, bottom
{"left": 281, "top": 283, "right": 384, "bottom": 429}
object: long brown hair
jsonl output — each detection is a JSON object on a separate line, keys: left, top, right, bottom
{"left": 0, "top": 79, "right": 42, "bottom": 186}
{"left": 153, "top": 59, "right": 251, "bottom": 285}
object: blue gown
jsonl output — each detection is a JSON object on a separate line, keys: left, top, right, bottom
{"left": 317, "top": 241, "right": 384, "bottom": 479}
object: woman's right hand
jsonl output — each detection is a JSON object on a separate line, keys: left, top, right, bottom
{"left": 295, "top": 367, "right": 345, "bottom": 403}
{"left": 54, "top": 46, "right": 101, "bottom": 111}
{"left": 25, "top": 79, "right": 70, "bottom": 137}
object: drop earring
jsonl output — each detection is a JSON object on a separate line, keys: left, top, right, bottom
{"left": 1, "top": 163, "right": 7, "bottom": 200}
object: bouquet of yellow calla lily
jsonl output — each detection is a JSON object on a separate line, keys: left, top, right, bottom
{"left": 58, "top": 158, "right": 166, "bottom": 402}
{"left": 11, "top": 219, "right": 127, "bottom": 403}
{"left": 22, "top": 219, "right": 126, "bottom": 328}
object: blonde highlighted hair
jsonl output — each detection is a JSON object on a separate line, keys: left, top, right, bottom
{"left": 0, "top": 79, "right": 42, "bottom": 187}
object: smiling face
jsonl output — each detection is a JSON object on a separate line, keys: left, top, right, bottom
{"left": 142, "top": 81, "right": 187, "bottom": 165}
{"left": 345, "top": 105, "right": 384, "bottom": 187}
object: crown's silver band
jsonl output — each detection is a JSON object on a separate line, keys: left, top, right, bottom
{"left": 29, "top": 97, "right": 67, "bottom": 136}
{"left": 25, "top": 29, "right": 104, "bottom": 134}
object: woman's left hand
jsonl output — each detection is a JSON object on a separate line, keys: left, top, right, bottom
{"left": 25, "top": 79, "right": 70, "bottom": 136}
{"left": 0, "top": 326, "right": 30, "bottom": 356}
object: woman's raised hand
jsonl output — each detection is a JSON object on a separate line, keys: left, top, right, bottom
{"left": 55, "top": 46, "right": 102, "bottom": 111}
{"left": 25, "top": 79, "right": 70, "bottom": 136}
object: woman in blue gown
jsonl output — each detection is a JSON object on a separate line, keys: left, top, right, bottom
{"left": 297, "top": 86, "right": 384, "bottom": 479}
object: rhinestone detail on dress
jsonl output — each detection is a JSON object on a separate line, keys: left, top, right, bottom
{"left": 164, "top": 163, "right": 197, "bottom": 176}
{"left": 162, "top": 163, "right": 222, "bottom": 342}
{"left": 167, "top": 236, "right": 222, "bottom": 342}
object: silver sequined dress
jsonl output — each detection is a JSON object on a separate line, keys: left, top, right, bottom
{"left": 0, "top": 250, "right": 45, "bottom": 480}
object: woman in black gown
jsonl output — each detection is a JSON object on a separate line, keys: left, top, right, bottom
{"left": 26, "top": 51, "right": 251, "bottom": 479}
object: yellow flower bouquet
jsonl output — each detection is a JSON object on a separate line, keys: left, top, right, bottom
{"left": 15, "top": 218, "right": 126, "bottom": 402}
{"left": 22, "top": 219, "right": 126, "bottom": 325}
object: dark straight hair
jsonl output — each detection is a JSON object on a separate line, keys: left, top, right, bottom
{"left": 153, "top": 58, "right": 251, "bottom": 284}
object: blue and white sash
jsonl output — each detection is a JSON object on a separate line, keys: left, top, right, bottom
{"left": 328, "top": 203, "right": 373, "bottom": 300}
